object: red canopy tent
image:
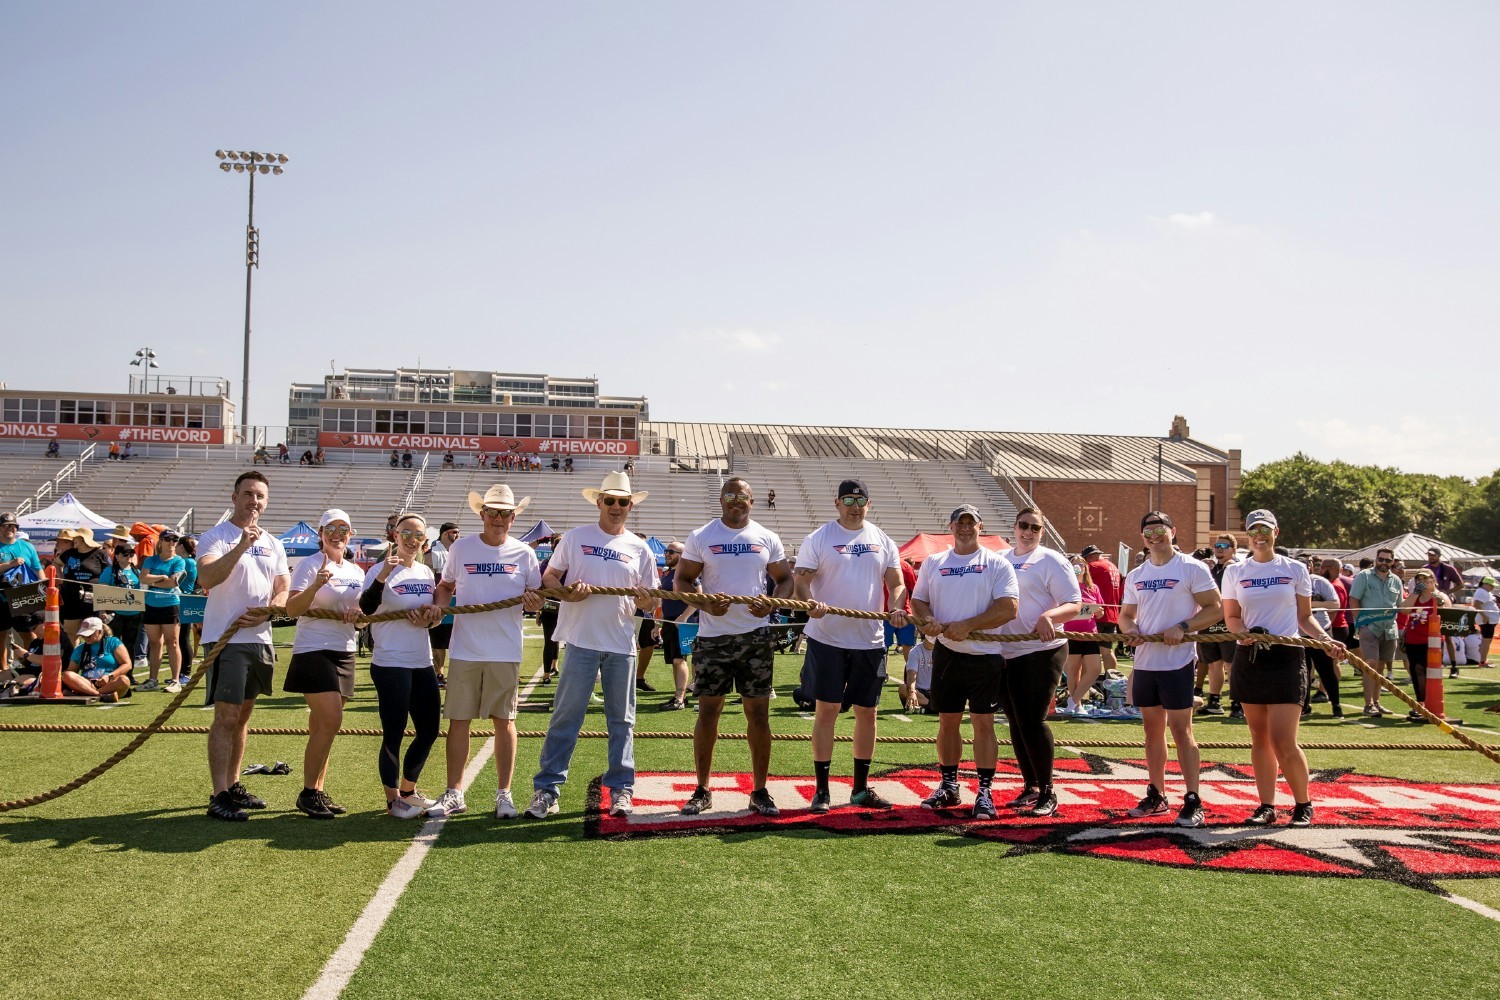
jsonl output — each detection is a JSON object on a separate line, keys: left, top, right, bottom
{"left": 898, "top": 532, "right": 1010, "bottom": 564}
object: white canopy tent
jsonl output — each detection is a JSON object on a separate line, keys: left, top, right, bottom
{"left": 15, "top": 492, "right": 118, "bottom": 555}
{"left": 1341, "top": 532, "right": 1488, "bottom": 569}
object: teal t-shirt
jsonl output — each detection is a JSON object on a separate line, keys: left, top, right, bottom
{"left": 142, "top": 554, "right": 186, "bottom": 607}
{"left": 100, "top": 564, "right": 142, "bottom": 617}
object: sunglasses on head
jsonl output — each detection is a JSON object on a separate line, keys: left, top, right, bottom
{"left": 601, "top": 497, "right": 631, "bottom": 507}
{"left": 839, "top": 496, "right": 868, "bottom": 507}
{"left": 1016, "top": 521, "right": 1043, "bottom": 532}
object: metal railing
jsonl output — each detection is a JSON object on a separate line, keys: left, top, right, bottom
{"left": 397, "top": 451, "right": 431, "bottom": 515}
{"left": 176, "top": 508, "right": 195, "bottom": 535}
{"left": 14, "top": 443, "right": 97, "bottom": 516}
{"left": 986, "top": 457, "right": 1069, "bottom": 552}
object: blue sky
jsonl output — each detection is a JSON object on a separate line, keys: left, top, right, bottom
{"left": 4, "top": 3, "right": 1497, "bottom": 477}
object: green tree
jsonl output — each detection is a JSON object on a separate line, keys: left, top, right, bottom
{"left": 1448, "top": 472, "right": 1500, "bottom": 554}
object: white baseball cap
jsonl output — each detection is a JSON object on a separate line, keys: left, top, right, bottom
{"left": 319, "top": 508, "right": 353, "bottom": 529}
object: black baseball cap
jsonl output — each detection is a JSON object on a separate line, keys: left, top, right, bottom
{"left": 949, "top": 504, "right": 982, "bottom": 523}
{"left": 1080, "top": 545, "right": 1103, "bottom": 559}
{"left": 1140, "top": 511, "right": 1174, "bottom": 530}
{"left": 836, "top": 479, "right": 869, "bottom": 500}
{"left": 0, "top": 512, "right": 18, "bottom": 527}
{"left": 439, "top": 523, "right": 459, "bottom": 533}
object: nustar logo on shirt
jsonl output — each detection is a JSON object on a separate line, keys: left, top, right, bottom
{"left": 709, "top": 543, "right": 765, "bottom": 557}
{"left": 938, "top": 564, "right": 985, "bottom": 577}
{"left": 1239, "top": 576, "right": 1293, "bottom": 590}
{"left": 464, "top": 562, "right": 521, "bottom": 577}
{"left": 832, "top": 543, "right": 881, "bottom": 557}
{"left": 581, "top": 545, "right": 632, "bottom": 564}
{"left": 391, "top": 581, "right": 435, "bottom": 596}
{"left": 1135, "top": 578, "right": 1179, "bottom": 592}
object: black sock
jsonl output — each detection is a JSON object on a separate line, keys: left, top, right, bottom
{"left": 977, "top": 767, "right": 995, "bottom": 790}
{"left": 814, "top": 760, "right": 831, "bottom": 795}
{"left": 852, "top": 757, "right": 871, "bottom": 793}
{"left": 303, "top": 787, "right": 317, "bottom": 796}
{"left": 940, "top": 764, "right": 959, "bottom": 787}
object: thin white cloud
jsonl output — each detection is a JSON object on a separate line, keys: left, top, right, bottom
{"left": 703, "top": 328, "right": 782, "bottom": 352}
{"left": 1166, "top": 211, "right": 1217, "bottom": 230}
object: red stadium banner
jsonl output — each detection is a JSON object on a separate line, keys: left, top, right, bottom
{"left": 317, "top": 431, "right": 639, "bottom": 455}
{"left": 0, "top": 422, "right": 225, "bottom": 444}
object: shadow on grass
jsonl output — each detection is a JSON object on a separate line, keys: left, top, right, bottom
{"left": 0, "top": 805, "right": 423, "bottom": 854}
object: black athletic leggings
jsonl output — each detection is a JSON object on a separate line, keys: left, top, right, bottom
{"left": 370, "top": 664, "right": 442, "bottom": 789}
{"left": 539, "top": 605, "right": 560, "bottom": 670}
{"left": 1404, "top": 642, "right": 1429, "bottom": 702}
{"left": 997, "top": 645, "right": 1066, "bottom": 790}
{"left": 1303, "top": 644, "right": 1341, "bottom": 711}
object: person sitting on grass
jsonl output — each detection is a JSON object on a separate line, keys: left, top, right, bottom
{"left": 5, "top": 613, "right": 74, "bottom": 695}
{"left": 64, "top": 617, "right": 132, "bottom": 701}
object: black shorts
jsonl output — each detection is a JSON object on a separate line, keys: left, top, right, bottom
{"left": 428, "top": 621, "right": 453, "bottom": 650}
{"left": 143, "top": 604, "right": 179, "bottom": 626}
{"left": 1199, "top": 638, "right": 1237, "bottom": 664}
{"left": 284, "top": 649, "right": 356, "bottom": 699}
{"left": 660, "top": 621, "right": 683, "bottom": 659}
{"left": 637, "top": 617, "right": 659, "bottom": 649}
{"left": 205, "top": 643, "right": 275, "bottom": 705}
{"left": 1131, "top": 664, "right": 1197, "bottom": 710}
{"left": 1482, "top": 623, "right": 1496, "bottom": 639}
{"left": 692, "top": 628, "right": 775, "bottom": 699}
{"left": 804, "top": 636, "right": 886, "bottom": 709}
{"left": 1097, "top": 622, "right": 1120, "bottom": 635}
{"left": 1066, "top": 637, "right": 1101, "bottom": 656}
{"left": 930, "top": 643, "right": 1004, "bottom": 714}
{"left": 61, "top": 595, "right": 91, "bottom": 621}
{"left": 1230, "top": 643, "right": 1306, "bottom": 705}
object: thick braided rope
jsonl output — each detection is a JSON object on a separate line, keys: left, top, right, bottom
{"left": 2, "top": 591, "right": 1495, "bottom": 811}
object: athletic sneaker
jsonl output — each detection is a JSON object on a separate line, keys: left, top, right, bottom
{"left": 921, "top": 784, "right": 962, "bottom": 809}
{"left": 164, "top": 680, "right": 182, "bottom": 695}
{"left": 1289, "top": 802, "right": 1314, "bottom": 828}
{"left": 1006, "top": 787, "right": 1040, "bottom": 810}
{"left": 137, "top": 678, "right": 160, "bottom": 692}
{"left": 809, "top": 789, "right": 832, "bottom": 814}
{"left": 1246, "top": 803, "right": 1278, "bottom": 826}
{"left": 660, "top": 699, "right": 687, "bottom": 711}
{"left": 1200, "top": 697, "right": 1225, "bottom": 716}
{"left": 226, "top": 781, "right": 266, "bottom": 810}
{"left": 610, "top": 790, "right": 634, "bottom": 817}
{"left": 1118, "top": 705, "right": 1142, "bottom": 719}
{"left": 297, "top": 788, "right": 335, "bottom": 820}
{"left": 1175, "top": 792, "right": 1205, "bottom": 828}
{"left": 1363, "top": 705, "right": 1381, "bottom": 717}
{"left": 1025, "top": 790, "right": 1058, "bottom": 817}
{"left": 1128, "top": 784, "right": 1169, "bottom": 818}
{"left": 635, "top": 678, "right": 656, "bottom": 692}
{"left": 317, "top": 790, "right": 347, "bottom": 815}
{"left": 427, "top": 788, "right": 468, "bottom": 819}
{"left": 524, "top": 789, "right": 559, "bottom": 819}
{"left": 387, "top": 797, "right": 423, "bottom": 820}
{"left": 849, "top": 788, "right": 893, "bottom": 810}
{"left": 748, "top": 788, "right": 780, "bottom": 817}
{"left": 494, "top": 789, "right": 519, "bottom": 819}
{"left": 177, "top": 674, "right": 192, "bottom": 685}
{"left": 206, "top": 790, "right": 247, "bottom": 821}
{"left": 401, "top": 789, "right": 437, "bottom": 810}
{"left": 680, "top": 786, "right": 713, "bottom": 815}
{"left": 1405, "top": 710, "right": 1426, "bottom": 723}
{"left": 1228, "top": 705, "right": 1245, "bottom": 720}
{"left": 972, "top": 788, "right": 997, "bottom": 820}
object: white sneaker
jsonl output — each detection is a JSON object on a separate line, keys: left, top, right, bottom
{"left": 400, "top": 789, "right": 437, "bottom": 810}
{"left": 525, "top": 789, "right": 559, "bottom": 819}
{"left": 610, "top": 789, "right": 634, "bottom": 817}
{"left": 495, "top": 789, "right": 519, "bottom": 819}
{"left": 164, "top": 680, "right": 182, "bottom": 694}
{"left": 387, "top": 797, "right": 423, "bottom": 820}
{"left": 426, "top": 788, "right": 467, "bottom": 818}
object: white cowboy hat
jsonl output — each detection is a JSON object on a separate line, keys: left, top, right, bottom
{"left": 581, "top": 471, "right": 647, "bottom": 506}
{"left": 467, "top": 484, "right": 531, "bottom": 517}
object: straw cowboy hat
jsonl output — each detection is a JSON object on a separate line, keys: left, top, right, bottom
{"left": 65, "top": 529, "right": 101, "bottom": 552}
{"left": 105, "top": 525, "right": 134, "bottom": 544}
{"left": 467, "top": 484, "right": 531, "bottom": 517}
{"left": 581, "top": 471, "right": 647, "bottom": 506}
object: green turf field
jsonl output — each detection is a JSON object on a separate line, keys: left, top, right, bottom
{"left": 3, "top": 630, "right": 1500, "bottom": 1000}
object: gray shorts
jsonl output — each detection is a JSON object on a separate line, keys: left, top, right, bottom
{"left": 1357, "top": 627, "right": 1397, "bottom": 664}
{"left": 205, "top": 643, "right": 276, "bottom": 705}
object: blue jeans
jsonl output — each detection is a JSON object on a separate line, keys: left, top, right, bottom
{"left": 533, "top": 645, "right": 636, "bottom": 796}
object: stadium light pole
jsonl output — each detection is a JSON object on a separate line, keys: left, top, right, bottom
{"left": 215, "top": 149, "right": 288, "bottom": 443}
{"left": 129, "top": 347, "right": 159, "bottom": 392}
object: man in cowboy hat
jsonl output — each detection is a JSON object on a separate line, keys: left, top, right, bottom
{"left": 426, "top": 485, "right": 545, "bottom": 820}
{"left": 526, "top": 472, "right": 660, "bottom": 819}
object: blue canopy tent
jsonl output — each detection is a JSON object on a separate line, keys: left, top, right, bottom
{"left": 519, "top": 519, "right": 556, "bottom": 544}
{"left": 278, "top": 521, "right": 321, "bottom": 556}
{"left": 646, "top": 535, "right": 667, "bottom": 567}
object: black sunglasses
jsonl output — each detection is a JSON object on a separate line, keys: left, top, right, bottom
{"left": 601, "top": 497, "right": 632, "bottom": 507}
{"left": 1016, "top": 521, "right": 1043, "bottom": 532}
{"left": 1213, "top": 543, "right": 1233, "bottom": 550}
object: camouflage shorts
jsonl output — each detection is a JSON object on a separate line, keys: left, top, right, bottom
{"left": 692, "top": 628, "right": 776, "bottom": 699}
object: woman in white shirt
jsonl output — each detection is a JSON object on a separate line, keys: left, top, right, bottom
{"left": 1474, "top": 575, "right": 1498, "bottom": 667}
{"left": 283, "top": 509, "right": 366, "bottom": 819}
{"left": 1221, "top": 510, "right": 1345, "bottom": 829}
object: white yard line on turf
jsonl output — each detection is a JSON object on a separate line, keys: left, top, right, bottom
{"left": 1441, "top": 891, "right": 1500, "bottom": 924}
{"left": 302, "top": 665, "right": 546, "bottom": 1000}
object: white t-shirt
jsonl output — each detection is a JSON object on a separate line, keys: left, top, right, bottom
{"left": 1309, "top": 574, "right": 1337, "bottom": 631}
{"left": 548, "top": 524, "right": 659, "bottom": 656}
{"left": 441, "top": 534, "right": 541, "bottom": 663}
{"left": 364, "top": 561, "right": 437, "bottom": 669}
{"left": 289, "top": 555, "right": 366, "bottom": 652}
{"left": 1222, "top": 555, "right": 1311, "bottom": 638}
{"left": 1473, "top": 586, "right": 1499, "bottom": 626}
{"left": 1121, "top": 552, "right": 1218, "bottom": 671}
{"left": 911, "top": 546, "right": 1020, "bottom": 655}
{"left": 682, "top": 518, "right": 787, "bottom": 638}
{"left": 795, "top": 520, "right": 900, "bottom": 650}
{"left": 199, "top": 520, "right": 290, "bottom": 645}
{"left": 997, "top": 545, "right": 1080, "bottom": 658}
{"left": 910, "top": 642, "right": 934, "bottom": 690}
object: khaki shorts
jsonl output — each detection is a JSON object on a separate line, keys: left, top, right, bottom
{"left": 444, "top": 658, "right": 520, "bottom": 720}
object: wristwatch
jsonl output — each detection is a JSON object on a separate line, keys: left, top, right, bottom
{"left": 1176, "top": 620, "right": 1191, "bottom": 633}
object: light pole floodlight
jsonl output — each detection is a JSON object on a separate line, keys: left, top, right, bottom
{"left": 219, "top": 162, "right": 231, "bottom": 172}
{"left": 215, "top": 150, "right": 227, "bottom": 159}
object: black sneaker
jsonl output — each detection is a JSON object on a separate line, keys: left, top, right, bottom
{"left": 809, "top": 789, "right": 832, "bottom": 814}
{"left": 1406, "top": 710, "right": 1426, "bottom": 724}
{"left": 1228, "top": 705, "right": 1245, "bottom": 720}
{"left": 1127, "top": 784, "right": 1169, "bottom": 818}
{"left": 849, "top": 787, "right": 894, "bottom": 810}
{"left": 226, "top": 781, "right": 267, "bottom": 810}
{"left": 297, "top": 788, "right": 335, "bottom": 820}
{"left": 1200, "top": 698, "right": 1225, "bottom": 716}
{"left": 660, "top": 698, "right": 687, "bottom": 712}
{"left": 1331, "top": 706, "right": 1344, "bottom": 718}
{"left": 1006, "top": 786, "right": 1041, "bottom": 810}
{"left": 1289, "top": 802, "right": 1314, "bottom": 828}
{"left": 317, "top": 789, "right": 347, "bottom": 815}
{"left": 206, "top": 790, "right": 248, "bottom": 822}
{"left": 1174, "top": 793, "right": 1205, "bottom": 828}
{"left": 1246, "top": 803, "right": 1278, "bottom": 826}
{"left": 635, "top": 678, "right": 656, "bottom": 692}
{"left": 921, "top": 784, "right": 963, "bottom": 809}
{"left": 680, "top": 786, "right": 713, "bottom": 815}
{"left": 748, "top": 788, "right": 780, "bottom": 817}
{"left": 1025, "top": 789, "right": 1058, "bottom": 817}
